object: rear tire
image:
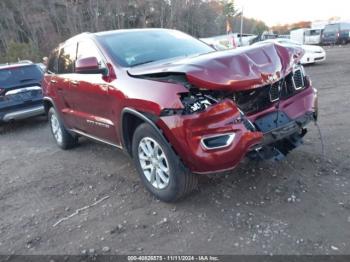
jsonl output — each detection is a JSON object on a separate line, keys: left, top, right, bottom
{"left": 48, "top": 107, "right": 78, "bottom": 149}
{"left": 132, "top": 123, "right": 197, "bottom": 202}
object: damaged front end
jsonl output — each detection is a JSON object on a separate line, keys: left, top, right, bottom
{"left": 129, "top": 43, "right": 318, "bottom": 174}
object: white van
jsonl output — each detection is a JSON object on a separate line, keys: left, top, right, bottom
{"left": 304, "top": 29, "right": 323, "bottom": 45}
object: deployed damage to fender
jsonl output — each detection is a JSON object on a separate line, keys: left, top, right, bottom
{"left": 129, "top": 43, "right": 318, "bottom": 172}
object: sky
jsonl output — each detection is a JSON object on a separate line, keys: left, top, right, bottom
{"left": 234, "top": 0, "right": 350, "bottom": 26}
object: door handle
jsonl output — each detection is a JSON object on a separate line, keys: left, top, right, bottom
{"left": 70, "top": 80, "right": 79, "bottom": 85}
{"left": 50, "top": 79, "right": 57, "bottom": 84}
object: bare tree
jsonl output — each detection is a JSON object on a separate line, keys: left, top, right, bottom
{"left": 0, "top": 0, "right": 268, "bottom": 63}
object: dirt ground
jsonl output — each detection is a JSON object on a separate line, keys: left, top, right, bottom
{"left": 1, "top": 45, "right": 350, "bottom": 255}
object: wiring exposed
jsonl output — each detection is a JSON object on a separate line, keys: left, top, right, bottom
{"left": 314, "top": 121, "right": 325, "bottom": 158}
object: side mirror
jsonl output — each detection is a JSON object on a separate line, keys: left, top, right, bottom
{"left": 75, "top": 57, "right": 107, "bottom": 75}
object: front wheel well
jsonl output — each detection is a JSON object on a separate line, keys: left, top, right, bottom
{"left": 122, "top": 112, "right": 146, "bottom": 156}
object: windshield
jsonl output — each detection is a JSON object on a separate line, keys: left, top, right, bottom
{"left": 0, "top": 64, "right": 43, "bottom": 88}
{"left": 324, "top": 24, "right": 340, "bottom": 32}
{"left": 305, "top": 29, "right": 321, "bottom": 36}
{"left": 98, "top": 30, "right": 214, "bottom": 67}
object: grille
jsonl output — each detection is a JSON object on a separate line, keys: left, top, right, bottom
{"left": 293, "top": 69, "right": 304, "bottom": 90}
{"left": 269, "top": 82, "right": 280, "bottom": 102}
{"left": 233, "top": 85, "right": 272, "bottom": 115}
{"left": 234, "top": 68, "right": 307, "bottom": 115}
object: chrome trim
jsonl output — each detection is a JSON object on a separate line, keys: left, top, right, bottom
{"left": 200, "top": 133, "right": 235, "bottom": 150}
{"left": 292, "top": 67, "right": 305, "bottom": 90}
{"left": 70, "top": 128, "right": 122, "bottom": 149}
{"left": 269, "top": 84, "right": 280, "bottom": 102}
{"left": 5, "top": 86, "right": 41, "bottom": 96}
{"left": 121, "top": 107, "right": 164, "bottom": 155}
{"left": 2, "top": 106, "right": 44, "bottom": 121}
{"left": 121, "top": 108, "right": 159, "bottom": 132}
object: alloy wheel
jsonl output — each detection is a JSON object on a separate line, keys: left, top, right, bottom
{"left": 138, "top": 137, "right": 170, "bottom": 189}
{"left": 50, "top": 113, "right": 63, "bottom": 144}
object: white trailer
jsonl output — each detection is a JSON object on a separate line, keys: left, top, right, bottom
{"left": 290, "top": 28, "right": 306, "bottom": 44}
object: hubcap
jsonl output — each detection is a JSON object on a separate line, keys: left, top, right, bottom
{"left": 138, "top": 137, "right": 170, "bottom": 189}
{"left": 50, "top": 113, "right": 63, "bottom": 144}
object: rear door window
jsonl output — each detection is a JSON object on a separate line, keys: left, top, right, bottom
{"left": 0, "top": 65, "right": 43, "bottom": 88}
{"left": 47, "top": 48, "right": 59, "bottom": 74}
{"left": 58, "top": 43, "right": 77, "bottom": 74}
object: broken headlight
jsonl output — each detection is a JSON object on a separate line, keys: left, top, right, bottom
{"left": 180, "top": 92, "right": 217, "bottom": 114}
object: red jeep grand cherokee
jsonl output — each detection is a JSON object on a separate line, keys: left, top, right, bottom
{"left": 42, "top": 29, "right": 318, "bottom": 202}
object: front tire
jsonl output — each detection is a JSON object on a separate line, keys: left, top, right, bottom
{"left": 132, "top": 123, "right": 197, "bottom": 202}
{"left": 48, "top": 107, "right": 78, "bottom": 149}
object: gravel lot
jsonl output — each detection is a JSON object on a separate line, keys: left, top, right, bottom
{"left": 1, "top": 45, "right": 350, "bottom": 255}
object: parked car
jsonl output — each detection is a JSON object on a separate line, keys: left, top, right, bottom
{"left": 254, "top": 39, "right": 326, "bottom": 65}
{"left": 200, "top": 38, "right": 229, "bottom": 51}
{"left": 278, "top": 34, "right": 290, "bottom": 39}
{"left": 43, "top": 29, "right": 318, "bottom": 202}
{"left": 321, "top": 22, "right": 350, "bottom": 45}
{"left": 0, "top": 61, "right": 44, "bottom": 122}
{"left": 260, "top": 33, "right": 279, "bottom": 40}
{"left": 200, "top": 33, "right": 258, "bottom": 50}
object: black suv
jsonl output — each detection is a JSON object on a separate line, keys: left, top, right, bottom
{"left": 322, "top": 23, "right": 350, "bottom": 45}
{"left": 0, "top": 61, "right": 44, "bottom": 122}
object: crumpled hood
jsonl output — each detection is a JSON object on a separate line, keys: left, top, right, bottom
{"left": 128, "top": 43, "right": 304, "bottom": 91}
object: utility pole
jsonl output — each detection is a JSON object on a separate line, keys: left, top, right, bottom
{"left": 240, "top": 6, "right": 244, "bottom": 46}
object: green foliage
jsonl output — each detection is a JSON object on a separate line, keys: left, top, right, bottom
{"left": 253, "top": 21, "right": 269, "bottom": 35}
{"left": 0, "top": 41, "right": 42, "bottom": 64}
{"left": 221, "top": 0, "right": 236, "bottom": 17}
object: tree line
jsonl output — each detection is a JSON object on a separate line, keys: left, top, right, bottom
{"left": 0, "top": 0, "right": 268, "bottom": 63}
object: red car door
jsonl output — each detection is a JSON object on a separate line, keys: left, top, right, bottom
{"left": 55, "top": 43, "right": 80, "bottom": 129}
{"left": 69, "top": 40, "right": 118, "bottom": 144}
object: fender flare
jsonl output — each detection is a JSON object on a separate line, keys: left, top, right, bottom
{"left": 43, "top": 96, "right": 74, "bottom": 135}
{"left": 42, "top": 96, "right": 58, "bottom": 113}
{"left": 120, "top": 107, "right": 168, "bottom": 155}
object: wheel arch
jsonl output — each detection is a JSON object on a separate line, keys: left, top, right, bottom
{"left": 43, "top": 96, "right": 57, "bottom": 114}
{"left": 121, "top": 108, "right": 164, "bottom": 157}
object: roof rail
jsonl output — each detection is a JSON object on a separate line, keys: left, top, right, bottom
{"left": 17, "top": 60, "right": 33, "bottom": 64}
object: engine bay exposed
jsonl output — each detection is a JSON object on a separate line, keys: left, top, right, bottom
{"left": 154, "top": 64, "right": 309, "bottom": 118}
{"left": 125, "top": 43, "right": 317, "bottom": 171}
{"left": 153, "top": 65, "right": 315, "bottom": 161}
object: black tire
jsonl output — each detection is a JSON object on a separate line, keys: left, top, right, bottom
{"left": 48, "top": 107, "right": 78, "bottom": 149}
{"left": 132, "top": 123, "right": 197, "bottom": 202}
